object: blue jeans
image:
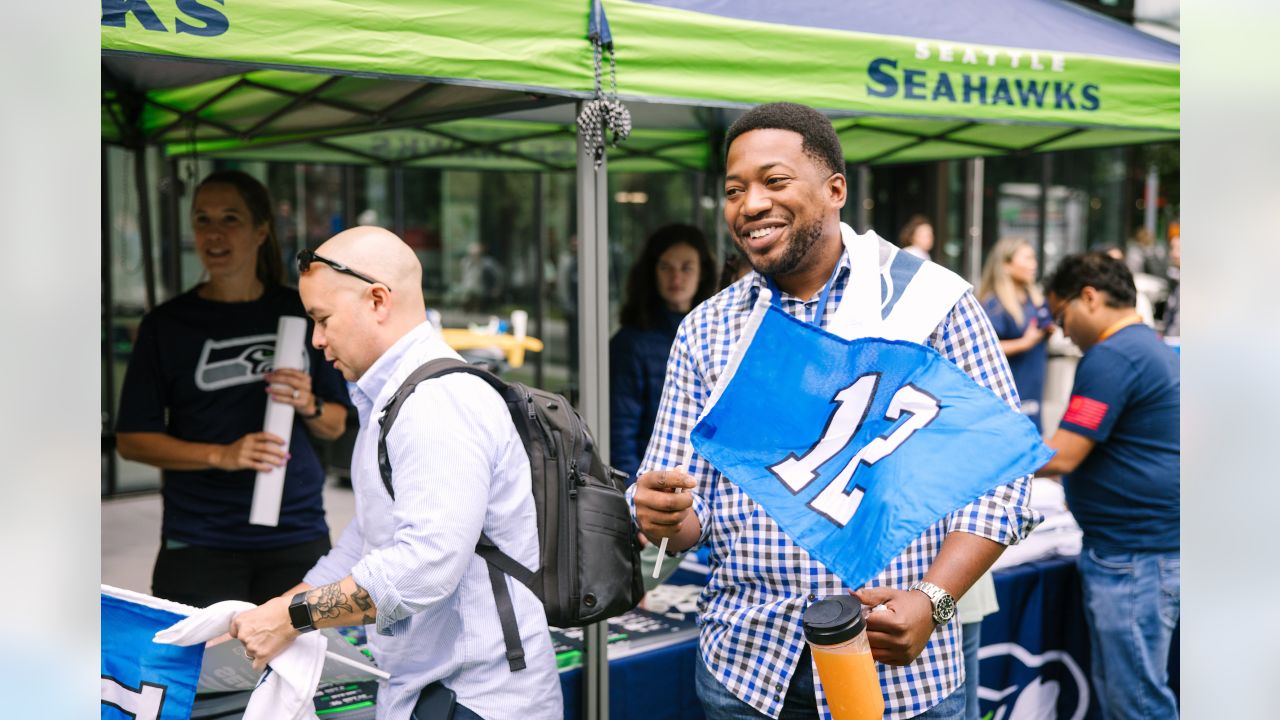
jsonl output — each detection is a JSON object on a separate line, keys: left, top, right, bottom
{"left": 961, "top": 621, "right": 982, "bottom": 720}
{"left": 1078, "top": 547, "right": 1180, "bottom": 720}
{"left": 695, "top": 648, "right": 965, "bottom": 719}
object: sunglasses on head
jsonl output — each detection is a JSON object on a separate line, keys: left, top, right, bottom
{"left": 296, "top": 249, "right": 391, "bottom": 291}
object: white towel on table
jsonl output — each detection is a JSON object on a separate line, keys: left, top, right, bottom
{"left": 153, "top": 600, "right": 325, "bottom": 720}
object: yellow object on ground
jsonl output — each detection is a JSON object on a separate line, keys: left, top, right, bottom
{"left": 440, "top": 329, "right": 544, "bottom": 368}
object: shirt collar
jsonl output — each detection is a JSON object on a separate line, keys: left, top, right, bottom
{"left": 743, "top": 243, "right": 853, "bottom": 310}
{"left": 353, "top": 321, "right": 436, "bottom": 410}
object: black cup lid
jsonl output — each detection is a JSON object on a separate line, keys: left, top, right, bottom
{"left": 802, "top": 595, "right": 865, "bottom": 646}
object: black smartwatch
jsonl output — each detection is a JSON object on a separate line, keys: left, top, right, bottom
{"left": 304, "top": 395, "right": 325, "bottom": 420}
{"left": 288, "top": 591, "right": 317, "bottom": 633}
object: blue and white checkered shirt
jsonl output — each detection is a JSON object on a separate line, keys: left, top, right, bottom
{"left": 628, "top": 243, "right": 1042, "bottom": 719}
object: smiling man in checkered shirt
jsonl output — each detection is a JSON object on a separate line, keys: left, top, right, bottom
{"left": 629, "top": 102, "right": 1042, "bottom": 720}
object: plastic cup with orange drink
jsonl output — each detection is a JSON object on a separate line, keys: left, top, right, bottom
{"left": 802, "top": 595, "right": 885, "bottom": 720}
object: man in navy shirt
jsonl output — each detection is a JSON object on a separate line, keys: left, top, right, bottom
{"left": 1039, "top": 252, "right": 1179, "bottom": 720}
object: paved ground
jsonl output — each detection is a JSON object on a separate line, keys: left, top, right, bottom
{"left": 101, "top": 482, "right": 357, "bottom": 594}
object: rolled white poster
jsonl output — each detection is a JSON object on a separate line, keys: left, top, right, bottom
{"left": 249, "top": 315, "right": 309, "bottom": 527}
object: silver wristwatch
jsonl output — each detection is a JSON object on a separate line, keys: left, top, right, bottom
{"left": 910, "top": 581, "right": 957, "bottom": 625}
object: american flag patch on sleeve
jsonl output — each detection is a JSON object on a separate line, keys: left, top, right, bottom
{"left": 1062, "top": 395, "right": 1109, "bottom": 431}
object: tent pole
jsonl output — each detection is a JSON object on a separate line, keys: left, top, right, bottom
{"left": 134, "top": 146, "right": 158, "bottom": 310}
{"left": 295, "top": 166, "right": 308, "bottom": 248}
{"left": 344, "top": 165, "right": 357, "bottom": 231}
{"left": 103, "top": 144, "right": 118, "bottom": 497}
{"left": 706, "top": 117, "right": 727, "bottom": 266}
{"left": 576, "top": 101, "right": 611, "bottom": 720}
{"left": 964, "top": 158, "right": 985, "bottom": 285}
{"left": 533, "top": 171, "right": 546, "bottom": 389}
{"left": 1143, "top": 163, "right": 1159, "bottom": 240}
{"left": 1036, "top": 154, "right": 1052, "bottom": 275}
{"left": 162, "top": 158, "right": 183, "bottom": 296}
{"left": 392, "top": 164, "right": 406, "bottom": 237}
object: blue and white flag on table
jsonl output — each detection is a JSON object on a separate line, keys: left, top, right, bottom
{"left": 101, "top": 586, "right": 203, "bottom": 720}
{"left": 690, "top": 298, "right": 1054, "bottom": 591}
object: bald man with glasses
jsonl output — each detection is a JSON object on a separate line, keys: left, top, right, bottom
{"left": 232, "top": 227, "right": 562, "bottom": 720}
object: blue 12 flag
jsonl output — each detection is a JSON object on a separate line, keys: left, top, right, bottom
{"left": 690, "top": 302, "right": 1053, "bottom": 591}
{"left": 101, "top": 590, "right": 203, "bottom": 720}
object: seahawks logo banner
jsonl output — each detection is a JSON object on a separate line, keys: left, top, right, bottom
{"left": 101, "top": 588, "right": 203, "bottom": 720}
{"left": 690, "top": 300, "right": 1053, "bottom": 591}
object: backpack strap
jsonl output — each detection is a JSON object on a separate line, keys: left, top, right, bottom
{"left": 376, "top": 358, "right": 537, "bottom": 673}
{"left": 478, "top": 532, "right": 533, "bottom": 672}
{"left": 377, "top": 358, "right": 506, "bottom": 498}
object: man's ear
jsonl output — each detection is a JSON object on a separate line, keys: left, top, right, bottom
{"left": 1079, "top": 285, "right": 1102, "bottom": 310}
{"left": 369, "top": 284, "right": 393, "bottom": 322}
{"left": 827, "top": 172, "right": 848, "bottom": 209}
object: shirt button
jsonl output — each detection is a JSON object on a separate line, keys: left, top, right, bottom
{"left": 776, "top": 684, "right": 783, "bottom": 692}
{"left": 807, "top": 593, "right": 816, "bottom": 601}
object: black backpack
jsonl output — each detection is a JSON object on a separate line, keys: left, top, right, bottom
{"left": 376, "top": 358, "right": 645, "bottom": 671}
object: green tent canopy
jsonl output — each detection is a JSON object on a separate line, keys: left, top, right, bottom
{"left": 102, "top": 0, "right": 1178, "bottom": 169}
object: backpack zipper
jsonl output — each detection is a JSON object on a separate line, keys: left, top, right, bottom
{"left": 563, "top": 411, "right": 582, "bottom": 611}
{"left": 526, "top": 388, "right": 556, "bottom": 459}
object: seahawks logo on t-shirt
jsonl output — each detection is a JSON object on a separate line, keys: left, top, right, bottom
{"left": 194, "top": 333, "right": 310, "bottom": 391}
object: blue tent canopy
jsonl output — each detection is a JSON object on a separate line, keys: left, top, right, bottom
{"left": 635, "top": 0, "right": 1178, "bottom": 63}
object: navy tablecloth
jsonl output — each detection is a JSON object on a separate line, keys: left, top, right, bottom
{"left": 562, "top": 556, "right": 1179, "bottom": 720}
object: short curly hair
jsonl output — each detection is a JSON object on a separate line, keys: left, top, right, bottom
{"left": 725, "top": 102, "right": 846, "bottom": 176}
{"left": 1045, "top": 251, "right": 1137, "bottom": 308}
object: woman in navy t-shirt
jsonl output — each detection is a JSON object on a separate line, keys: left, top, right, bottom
{"left": 978, "top": 238, "right": 1055, "bottom": 431}
{"left": 116, "top": 170, "right": 351, "bottom": 607}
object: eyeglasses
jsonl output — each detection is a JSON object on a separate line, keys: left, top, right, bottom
{"left": 296, "top": 249, "right": 391, "bottom": 291}
{"left": 1053, "top": 291, "right": 1080, "bottom": 327}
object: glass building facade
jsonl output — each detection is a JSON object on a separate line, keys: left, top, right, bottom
{"left": 103, "top": 142, "right": 1178, "bottom": 495}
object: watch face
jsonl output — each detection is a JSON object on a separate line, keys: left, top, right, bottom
{"left": 289, "top": 597, "right": 313, "bottom": 631}
{"left": 935, "top": 595, "right": 956, "bottom": 622}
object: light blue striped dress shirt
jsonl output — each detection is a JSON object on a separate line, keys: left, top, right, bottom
{"left": 304, "top": 321, "right": 562, "bottom": 720}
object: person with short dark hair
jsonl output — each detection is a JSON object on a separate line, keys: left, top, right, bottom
{"left": 899, "top": 214, "right": 935, "bottom": 260}
{"left": 1040, "top": 251, "right": 1180, "bottom": 720}
{"left": 611, "top": 224, "right": 717, "bottom": 483}
{"left": 116, "top": 170, "right": 351, "bottom": 607}
{"left": 632, "top": 102, "right": 1039, "bottom": 720}
{"left": 723, "top": 101, "right": 847, "bottom": 177}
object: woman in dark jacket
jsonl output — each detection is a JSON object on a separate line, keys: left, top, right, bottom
{"left": 609, "top": 224, "right": 716, "bottom": 482}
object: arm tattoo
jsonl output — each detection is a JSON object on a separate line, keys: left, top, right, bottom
{"left": 352, "top": 585, "right": 374, "bottom": 613}
{"left": 306, "top": 582, "right": 354, "bottom": 620}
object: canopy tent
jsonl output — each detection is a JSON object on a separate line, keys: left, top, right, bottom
{"left": 103, "top": 0, "right": 1178, "bottom": 169}
{"left": 102, "top": 6, "right": 1177, "bottom": 717}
